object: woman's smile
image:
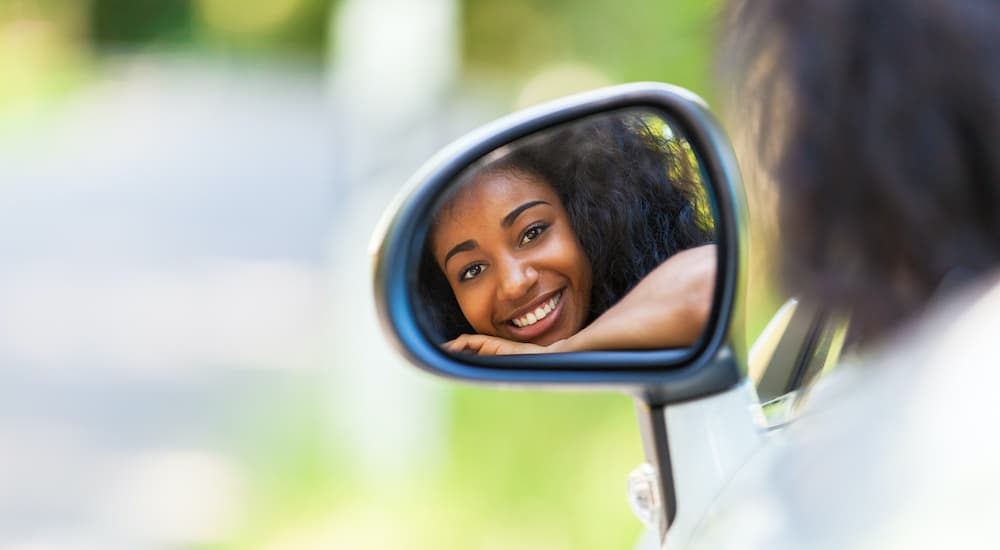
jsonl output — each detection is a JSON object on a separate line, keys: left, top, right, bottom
{"left": 508, "top": 289, "right": 561, "bottom": 328}
{"left": 503, "top": 289, "right": 565, "bottom": 341}
{"left": 431, "top": 168, "right": 592, "bottom": 346}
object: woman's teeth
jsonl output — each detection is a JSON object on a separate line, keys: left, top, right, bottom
{"left": 512, "top": 293, "right": 561, "bottom": 328}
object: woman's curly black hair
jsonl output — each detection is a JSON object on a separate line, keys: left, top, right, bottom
{"left": 417, "top": 111, "right": 715, "bottom": 342}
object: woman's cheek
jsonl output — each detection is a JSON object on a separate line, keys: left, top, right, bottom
{"left": 457, "top": 286, "right": 497, "bottom": 336}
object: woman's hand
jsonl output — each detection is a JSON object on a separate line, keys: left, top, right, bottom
{"left": 444, "top": 334, "right": 566, "bottom": 355}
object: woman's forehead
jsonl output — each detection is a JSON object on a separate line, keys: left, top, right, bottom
{"left": 430, "top": 169, "right": 560, "bottom": 253}
{"left": 450, "top": 168, "right": 557, "bottom": 209}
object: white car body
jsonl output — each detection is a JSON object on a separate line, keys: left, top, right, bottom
{"left": 647, "top": 276, "right": 1000, "bottom": 549}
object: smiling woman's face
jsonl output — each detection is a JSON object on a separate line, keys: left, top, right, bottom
{"left": 431, "top": 168, "right": 592, "bottom": 346}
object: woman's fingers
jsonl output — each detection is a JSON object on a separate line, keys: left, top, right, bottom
{"left": 444, "top": 334, "right": 518, "bottom": 355}
{"left": 444, "top": 335, "right": 472, "bottom": 353}
{"left": 470, "top": 335, "right": 500, "bottom": 355}
{"left": 444, "top": 334, "right": 486, "bottom": 354}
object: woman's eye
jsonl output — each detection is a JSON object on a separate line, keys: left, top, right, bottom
{"left": 519, "top": 224, "right": 549, "bottom": 246}
{"left": 459, "top": 263, "right": 486, "bottom": 281}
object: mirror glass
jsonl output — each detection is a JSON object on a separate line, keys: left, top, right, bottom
{"left": 415, "top": 108, "right": 718, "bottom": 357}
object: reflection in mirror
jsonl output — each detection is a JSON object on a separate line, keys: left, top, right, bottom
{"left": 416, "top": 109, "right": 718, "bottom": 357}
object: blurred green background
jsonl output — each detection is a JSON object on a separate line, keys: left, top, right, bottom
{"left": 0, "top": 1, "right": 778, "bottom": 549}
{"left": 2, "top": 0, "right": 720, "bottom": 122}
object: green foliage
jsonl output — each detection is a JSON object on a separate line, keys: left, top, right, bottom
{"left": 90, "top": 0, "right": 196, "bottom": 45}
{"left": 462, "top": 0, "right": 722, "bottom": 101}
{"left": 86, "top": 0, "right": 334, "bottom": 57}
{"left": 217, "top": 381, "right": 642, "bottom": 550}
{"left": 431, "top": 387, "right": 643, "bottom": 549}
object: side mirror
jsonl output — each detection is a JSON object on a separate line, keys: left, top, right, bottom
{"left": 371, "top": 83, "right": 749, "bottom": 405}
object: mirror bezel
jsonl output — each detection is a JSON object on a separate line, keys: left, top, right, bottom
{"left": 372, "top": 83, "right": 748, "bottom": 403}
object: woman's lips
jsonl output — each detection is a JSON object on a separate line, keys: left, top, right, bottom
{"left": 511, "top": 292, "right": 561, "bottom": 328}
{"left": 503, "top": 289, "right": 565, "bottom": 342}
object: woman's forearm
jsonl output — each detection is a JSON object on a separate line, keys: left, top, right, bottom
{"left": 556, "top": 244, "right": 717, "bottom": 352}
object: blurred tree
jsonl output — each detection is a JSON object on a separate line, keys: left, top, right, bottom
{"left": 90, "top": 0, "right": 195, "bottom": 45}
{"left": 462, "top": 0, "right": 721, "bottom": 101}
{"left": 87, "top": 0, "right": 334, "bottom": 58}
{"left": 195, "top": 0, "right": 333, "bottom": 57}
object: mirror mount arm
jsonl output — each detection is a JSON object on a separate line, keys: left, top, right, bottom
{"left": 634, "top": 398, "right": 677, "bottom": 542}
{"left": 629, "top": 346, "right": 742, "bottom": 542}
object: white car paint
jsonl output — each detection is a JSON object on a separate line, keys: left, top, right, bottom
{"left": 661, "top": 379, "right": 765, "bottom": 549}
{"left": 672, "top": 275, "right": 1000, "bottom": 549}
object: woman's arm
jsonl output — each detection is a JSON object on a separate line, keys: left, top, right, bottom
{"left": 555, "top": 243, "right": 716, "bottom": 351}
{"left": 444, "top": 244, "right": 717, "bottom": 355}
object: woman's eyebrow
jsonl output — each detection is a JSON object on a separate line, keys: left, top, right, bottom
{"left": 501, "top": 200, "right": 550, "bottom": 228}
{"left": 444, "top": 239, "right": 477, "bottom": 267}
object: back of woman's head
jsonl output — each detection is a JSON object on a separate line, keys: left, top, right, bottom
{"left": 723, "top": 0, "right": 1000, "bottom": 344}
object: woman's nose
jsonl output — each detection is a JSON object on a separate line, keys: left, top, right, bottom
{"left": 497, "top": 259, "right": 539, "bottom": 301}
